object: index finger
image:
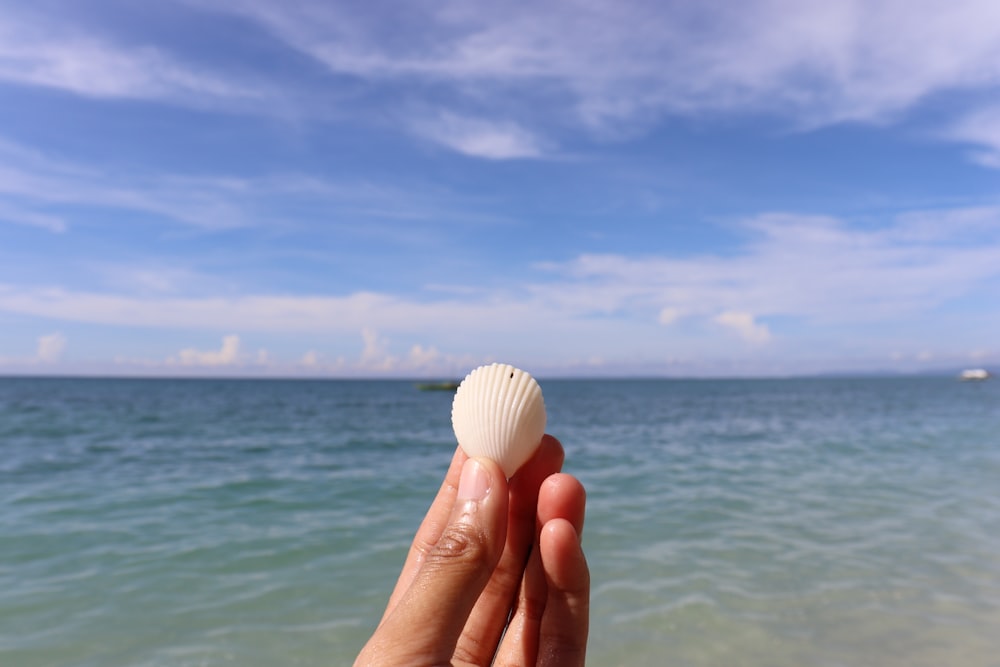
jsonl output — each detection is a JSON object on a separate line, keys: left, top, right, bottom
{"left": 379, "top": 444, "right": 468, "bottom": 623}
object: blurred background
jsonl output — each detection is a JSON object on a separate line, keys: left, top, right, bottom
{"left": 1, "top": 0, "right": 999, "bottom": 378}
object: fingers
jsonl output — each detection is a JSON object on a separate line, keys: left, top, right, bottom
{"left": 362, "top": 437, "right": 588, "bottom": 667}
{"left": 491, "top": 532, "right": 547, "bottom": 666}
{"left": 537, "top": 473, "right": 586, "bottom": 536}
{"left": 494, "top": 473, "right": 589, "bottom": 666}
{"left": 536, "top": 517, "right": 589, "bottom": 667}
{"left": 452, "top": 435, "right": 564, "bottom": 665}
{"left": 358, "top": 457, "right": 509, "bottom": 666}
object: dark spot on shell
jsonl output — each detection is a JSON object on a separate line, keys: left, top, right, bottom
{"left": 510, "top": 372, "right": 514, "bottom": 379}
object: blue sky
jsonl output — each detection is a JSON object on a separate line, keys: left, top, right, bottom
{"left": 1, "top": 0, "right": 999, "bottom": 377}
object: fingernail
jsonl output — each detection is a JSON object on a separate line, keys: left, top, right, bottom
{"left": 457, "top": 458, "right": 491, "bottom": 502}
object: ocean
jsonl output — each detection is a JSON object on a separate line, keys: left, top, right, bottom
{"left": 1, "top": 377, "right": 998, "bottom": 666}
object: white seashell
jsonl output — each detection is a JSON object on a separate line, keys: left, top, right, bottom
{"left": 451, "top": 363, "right": 547, "bottom": 478}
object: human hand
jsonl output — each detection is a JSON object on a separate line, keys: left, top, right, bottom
{"left": 354, "top": 435, "right": 589, "bottom": 666}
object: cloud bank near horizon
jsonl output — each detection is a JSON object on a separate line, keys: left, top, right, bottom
{"left": 2, "top": 206, "right": 998, "bottom": 375}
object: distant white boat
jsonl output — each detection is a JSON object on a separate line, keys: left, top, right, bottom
{"left": 959, "top": 368, "right": 991, "bottom": 381}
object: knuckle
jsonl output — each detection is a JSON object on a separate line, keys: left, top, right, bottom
{"left": 452, "top": 635, "right": 487, "bottom": 665}
{"left": 425, "top": 523, "right": 493, "bottom": 572}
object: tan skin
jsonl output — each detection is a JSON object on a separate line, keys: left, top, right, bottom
{"left": 355, "top": 435, "right": 590, "bottom": 666}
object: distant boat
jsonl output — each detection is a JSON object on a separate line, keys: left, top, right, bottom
{"left": 959, "top": 368, "right": 991, "bottom": 381}
{"left": 415, "top": 381, "right": 461, "bottom": 391}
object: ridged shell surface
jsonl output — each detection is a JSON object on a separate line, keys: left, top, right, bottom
{"left": 451, "top": 363, "right": 547, "bottom": 478}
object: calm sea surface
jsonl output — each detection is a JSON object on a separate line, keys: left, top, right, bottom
{"left": 1, "top": 377, "right": 998, "bottom": 667}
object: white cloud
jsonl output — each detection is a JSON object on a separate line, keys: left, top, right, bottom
{"left": 36, "top": 332, "right": 66, "bottom": 363}
{"left": 351, "top": 332, "right": 473, "bottom": 375}
{"left": 268, "top": 332, "right": 465, "bottom": 375}
{"left": 407, "top": 343, "right": 441, "bottom": 368}
{"left": 172, "top": 334, "right": 241, "bottom": 366}
{"left": 713, "top": 311, "right": 771, "bottom": 344}
{"left": 542, "top": 208, "right": 1000, "bottom": 325}
{"left": 412, "top": 112, "right": 546, "bottom": 159}
{"left": 359, "top": 327, "right": 396, "bottom": 371}
{"left": 0, "top": 11, "right": 267, "bottom": 104}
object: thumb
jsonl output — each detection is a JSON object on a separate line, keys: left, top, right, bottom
{"left": 376, "top": 457, "right": 509, "bottom": 662}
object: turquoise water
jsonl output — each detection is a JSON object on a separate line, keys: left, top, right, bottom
{"left": 2, "top": 377, "right": 999, "bottom": 666}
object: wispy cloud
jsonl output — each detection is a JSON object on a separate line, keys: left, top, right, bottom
{"left": 0, "top": 201, "right": 67, "bottom": 233}
{"left": 204, "top": 0, "right": 1000, "bottom": 147}
{"left": 0, "top": 10, "right": 267, "bottom": 105}
{"left": 949, "top": 105, "right": 1000, "bottom": 168}
{"left": 6, "top": 1, "right": 1000, "bottom": 160}
{"left": 0, "top": 137, "right": 505, "bottom": 234}
{"left": 0, "top": 138, "right": 255, "bottom": 230}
